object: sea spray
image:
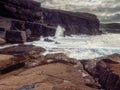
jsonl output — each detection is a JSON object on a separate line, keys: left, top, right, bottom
{"left": 55, "top": 25, "right": 65, "bottom": 38}
{"left": 40, "top": 36, "right": 44, "bottom": 41}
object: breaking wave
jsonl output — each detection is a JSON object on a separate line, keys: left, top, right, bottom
{"left": 25, "top": 33, "right": 120, "bottom": 60}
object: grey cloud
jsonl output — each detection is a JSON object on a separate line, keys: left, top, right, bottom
{"left": 35, "top": 0, "right": 120, "bottom": 23}
{"left": 100, "top": 13, "right": 120, "bottom": 22}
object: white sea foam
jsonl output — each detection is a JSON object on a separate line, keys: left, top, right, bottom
{"left": 25, "top": 33, "right": 120, "bottom": 60}
{"left": 55, "top": 25, "right": 65, "bottom": 38}
{"left": 0, "top": 44, "right": 18, "bottom": 49}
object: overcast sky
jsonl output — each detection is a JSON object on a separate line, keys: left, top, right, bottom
{"left": 35, "top": 0, "right": 120, "bottom": 23}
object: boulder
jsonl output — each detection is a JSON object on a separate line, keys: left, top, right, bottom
{"left": 96, "top": 59, "right": 120, "bottom": 90}
{"left": 0, "top": 45, "right": 45, "bottom": 56}
{"left": 0, "top": 54, "right": 16, "bottom": 70}
{"left": 0, "top": 45, "right": 45, "bottom": 73}
{"left": 82, "top": 54, "right": 120, "bottom": 90}
{"left": 6, "top": 30, "right": 27, "bottom": 43}
{"left": 0, "top": 38, "right": 6, "bottom": 45}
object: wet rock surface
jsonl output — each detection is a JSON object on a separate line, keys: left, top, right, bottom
{"left": 0, "top": 45, "right": 100, "bottom": 90}
{"left": 81, "top": 54, "right": 120, "bottom": 90}
{"left": 1, "top": 45, "right": 120, "bottom": 90}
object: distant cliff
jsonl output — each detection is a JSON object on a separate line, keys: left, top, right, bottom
{"left": 100, "top": 23, "right": 120, "bottom": 33}
{"left": 42, "top": 8, "right": 101, "bottom": 35}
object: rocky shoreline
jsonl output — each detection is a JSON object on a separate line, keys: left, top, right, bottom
{"left": 0, "top": 45, "right": 119, "bottom": 90}
{"left": 0, "top": 0, "right": 101, "bottom": 44}
{"left": 0, "top": 0, "right": 119, "bottom": 90}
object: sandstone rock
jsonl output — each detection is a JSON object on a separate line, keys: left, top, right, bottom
{"left": 80, "top": 57, "right": 120, "bottom": 90}
{"left": 0, "top": 54, "right": 16, "bottom": 70}
{"left": 24, "top": 53, "right": 80, "bottom": 68}
{"left": 45, "top": 53, "right": 79, "bottom": 65}
{"left": 0, "top": 63, "right": 97, "bottom": 90}
{"left": 6, "top": 30, "right": 27, "bottom": 43}
{"left": 0, "top": 47, "right": 99, "bottom": 90}
{"left": 0, "top": 45, "right": 45, "bottom": 73}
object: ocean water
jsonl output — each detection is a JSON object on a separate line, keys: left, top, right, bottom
{"left": 0, "top": 33, "right": 120, "bottom": 60}
{"left": 24, "top": 33, "right": 120, "bottom": 60}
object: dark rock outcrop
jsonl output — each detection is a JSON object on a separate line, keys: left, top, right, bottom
{"left": 0, "top": 0, "right": 41, "bottom": 21}
{"left": 0, "top": 17, "right": 56, "bottom": 41}
{"left": 0, "top": 28, "right": 6, "bottom": 38}
{"left": 81, "top": 54, "right": 120, "bottom": 90}
{"left": 6, "top": 30, "right": 27, "bottom": 43}
{"left": 42, "top": 8, "right": 101, "bottom": 35}
{"left": 0, "top": 0, "right": 101, "bottom": 43}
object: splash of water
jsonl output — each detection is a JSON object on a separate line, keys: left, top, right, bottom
{"left": 55, "top": 25, "right": 65, "bottom": 38}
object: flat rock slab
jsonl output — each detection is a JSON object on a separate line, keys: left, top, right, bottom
{"left": 0, "top": 63, "right": 97, "bottom": 90}
{"left": 0, "top": 54, "right": 16, "bottom": 70}
{"left": 0, "top": 45, "right": 45, "bottom": 55}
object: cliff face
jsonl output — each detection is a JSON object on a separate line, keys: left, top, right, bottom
{"left": 0, "top": 0, "right": 55, "bottom": 40}
{"left": 0, "top": 0, "right": 101, "bottom": 43}
{"left": 0, "top": 0, "right": 41, "bottom": 21}
{"left": 42, "top": 8, "right": 101, "bottom": 35}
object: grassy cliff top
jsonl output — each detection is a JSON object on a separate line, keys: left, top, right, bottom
{"left": 100, "top": 23, "right": 120, "bottom": 29}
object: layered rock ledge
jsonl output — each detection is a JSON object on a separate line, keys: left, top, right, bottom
{"left": 0, "top": 45, "right": 120, "bottom": 90}
{"left": 0, "top": 45, "right": 101, "bottom": 90}
{"left": 0, "top": 0, "right": 101, "bottom": 44}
